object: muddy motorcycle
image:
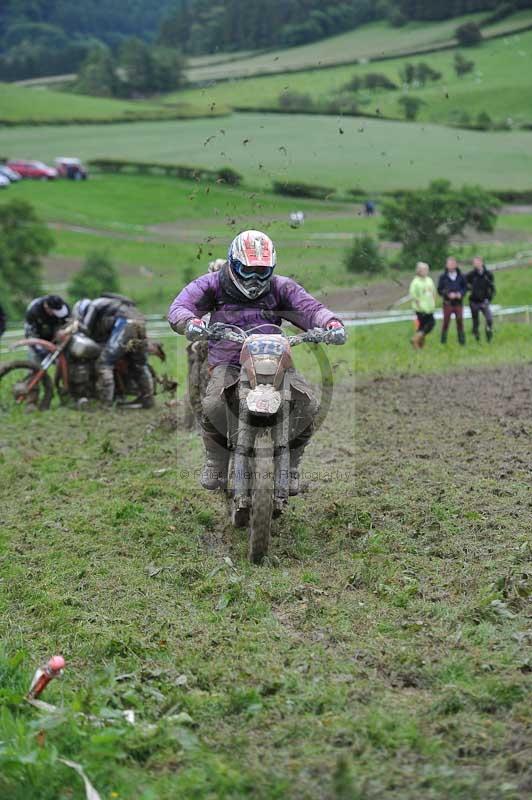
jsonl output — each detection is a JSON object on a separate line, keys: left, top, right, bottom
{"left": 0, "top": 322, "right": 173, "bottom": 410}
{"left": 205, "top": 322, "right": 334, "bottom": 564}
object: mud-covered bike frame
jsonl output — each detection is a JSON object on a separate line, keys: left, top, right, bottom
{"left": 0, "top": 323, "right": 172, "bottom": 410}
{"left": 203, "top": 322, "right": 335, "bottom": 563}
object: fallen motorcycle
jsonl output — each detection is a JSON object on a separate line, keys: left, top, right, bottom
{"left": 0, "top": 321, "right": 175, "bottom": 410}
{"left": 203, "top": 322, "right": 335, "bottom": 564}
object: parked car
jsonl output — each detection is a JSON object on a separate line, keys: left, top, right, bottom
{"left": 54, "top": 157, "right": 88, "bottom": 180}
{"left": 0, "top": 174, "right": 10, "bottom": 189}
{"left": 0, "top": 164, "right": 22, "bottom": 182}
{"left": 6, "top": 160, "right": 58, "bottom": 180}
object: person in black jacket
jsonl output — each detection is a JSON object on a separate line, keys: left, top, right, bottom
{"left": 0, "top": 302, "right": 5, "bottom": 338}
{"left": 24, "top": 294, "right": 70, "bottom": 363}
{"left": 466, "top": 256, "right": 495, "bottom": 342}
{"left": 437, "top": 257, "right": 467, "bottom": 345}
{"left": 75, "top": 293, "right": 154, "bottom": 408}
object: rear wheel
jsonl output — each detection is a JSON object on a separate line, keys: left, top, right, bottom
{"left": 0, "top": 360, "right": 53, "bottom": 411}
{"left": 248, "top": 429, "right": 274, "bottom": 564}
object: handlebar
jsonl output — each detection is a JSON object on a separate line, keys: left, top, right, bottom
{"left": 205, "top": 323, "right": 333, "bottom": 346}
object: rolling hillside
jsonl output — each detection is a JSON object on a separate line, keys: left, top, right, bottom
{"left": 0, "top": 82, "right": 226, "bottom": 124}
{"left": 171, "top": 24, "right": 532, "bottom": 128}
{"left": 2, "top": 113, "right": 531, "bottom": 194}
{"left": 184, "top": 10, "right": 532, "bottom": 83}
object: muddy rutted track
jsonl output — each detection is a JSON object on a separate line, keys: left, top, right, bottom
{"left": 1, "top": 362, "right": 530, "bottom": 799}
{"left": 354, "top": 363, "right": 531, "bottom": 484}
{"left": 351, "top": 364, "right": 531, "bottom": 555}
{"left": 269, "top": 363, "right": 531, "bottom": 797}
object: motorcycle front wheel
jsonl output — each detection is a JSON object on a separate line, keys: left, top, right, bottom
{"left": 0, "top": 360, "right": 53, "bottom": 411}
{"left": 248, "top": 428, "right": 274, "bottom": 564}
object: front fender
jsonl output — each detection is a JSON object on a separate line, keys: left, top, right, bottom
{"left": 11, "top": 338, "right": 57, "bottom": 353}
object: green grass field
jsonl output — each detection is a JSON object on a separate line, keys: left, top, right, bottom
{"left": 46, "top": 229, "right": 363, "bottom": 310}
{"left": 172, "top": 27, "right": 532, "bottom": 128}
{"left": 8, "top": 174, "right": 348, "bottom": 228}
{"left": 353, "top": 317, "right": 532, "bottom": 375}
{"left": 3, "top": 174, "right": 531, "bottom": 314}
{"left": 41, "top": 230, "right": 532, "bottom": 315}
{"left": 1, "top": 326, "right": 531, "bottom": 799}
{"left": 2, "top": 13, "right": 532, "bottom": 799}
{"left": 184, "top": 10, "right": 532, "bottom": 82}
{"left": 2, "top": 113, "right": 532, "bottom": 193}
{"left": 10, "top": 174, "right": 532, "bottom": 237}
{"left": 0, "top": 82, "right": 230, "bottom": 125}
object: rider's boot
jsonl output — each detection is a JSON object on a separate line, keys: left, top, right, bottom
{"left": 96, "top": 365, "right": 115, "bottom": 407}
{"left": 458, "top": 330, "right": 466, "bottom": 346}
{"left": 200, "top": 433, "right": 229, "bottom": 490}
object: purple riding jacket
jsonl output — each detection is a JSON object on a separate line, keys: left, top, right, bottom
{"left": 167, "top": 272, "right": 338, "bottom": 366}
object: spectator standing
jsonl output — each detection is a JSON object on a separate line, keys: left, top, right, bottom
{"left": 437, "top": 257, "right": 467, "bottom": 345}
{"left": 0, "top": 302, "right": 5, "bottom": 339}
{"left": 409, "top": 262, "right": 436, "bottom": 349}
{"left": 466, "top": 256, "right": 495, "bottom": 342}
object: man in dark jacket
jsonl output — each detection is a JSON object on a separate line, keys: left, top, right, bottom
{"left": 24, "top": 294, "right": 70, "bottom": 363}
{"left": 466, "top": 256, "right": 495, "bottom": 342}
{"left": 437, "top": 257, "right": 467, "bottom": 345}
{"left": 75, "top": 294, "right": 154, "bottom": 408}
{"left": 0, "top": 303, "right": 5, "bottom": 338}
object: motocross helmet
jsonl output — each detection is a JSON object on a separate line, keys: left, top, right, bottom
{"left": 72, "top": 298, "right": 91, "bottom": 323}
{"left": 227, "top": 230, "right": 276, "bottom": 300}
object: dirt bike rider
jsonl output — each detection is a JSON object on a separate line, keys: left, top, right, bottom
{"left": 73, "top": 294, "right": 154, "bottom": 408}
{"left": 24, "top": 294, "right": 71, "bottom": 364}
{"left": 168, "top": 230, "right": 346, "bottom": 494}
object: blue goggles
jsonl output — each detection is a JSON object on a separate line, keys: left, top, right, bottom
{"left": 231, "top": 258, "right": 274, "bottom": 282}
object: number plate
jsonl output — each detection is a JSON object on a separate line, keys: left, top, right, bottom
{"left": 247, "top": 336, "right": 287, "bottom": 356}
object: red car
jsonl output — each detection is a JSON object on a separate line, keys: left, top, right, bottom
{"left": 7, "top": 159, "right": 58, "bottom": 180}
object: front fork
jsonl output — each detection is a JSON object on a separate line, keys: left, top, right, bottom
{"left": 230, "top": 377, "right": 253, "bottom": 513}
{"left": 229, "top": 373, "right": 291, "bottom": 515}
{"left": 273, "top": 372, "right": 291, "bottom": 514}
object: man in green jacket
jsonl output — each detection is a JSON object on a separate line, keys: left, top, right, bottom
{"left": 409, "top": 261, "right": 436, "bottom": 349}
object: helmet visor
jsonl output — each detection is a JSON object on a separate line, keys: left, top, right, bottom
{"left": 232, "top": 259, "right": 273, "bottom": 281}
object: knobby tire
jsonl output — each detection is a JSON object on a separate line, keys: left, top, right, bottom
{"left": 0, "top": 360, "right": 53, "bottom": 411}
{"left": 248, "top": 429, "right": 274, "bottom": 564}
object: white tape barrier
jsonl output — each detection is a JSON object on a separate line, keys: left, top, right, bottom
{"left": 2, "top": 306, "right": 530, "bottom": 343}
{"left": 340, "top": 305, "right": 532, "bottom": 327}
{"left": 139, "top": 305, "right": 530, "bottom": 331}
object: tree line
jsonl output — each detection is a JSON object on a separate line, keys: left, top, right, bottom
{"left": 75, "top": 40, "right": 185, "bottom": 98}
{"left": 0, "top": 0, "right": 176, "bottom": 81}
{"left": 0, "top": 0, "right": 175, "bottom": 44}
{"left": 1, "top": 0, "right": 530, "bottom": 79}
{"left": 157, "top": 0, "right": 530, "bottom": 54}
{"left": 386, "top": 0, "right": 531, "bottom": 26}
{"left": 158, "top": 0, "right": 376, "bottom": 54}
